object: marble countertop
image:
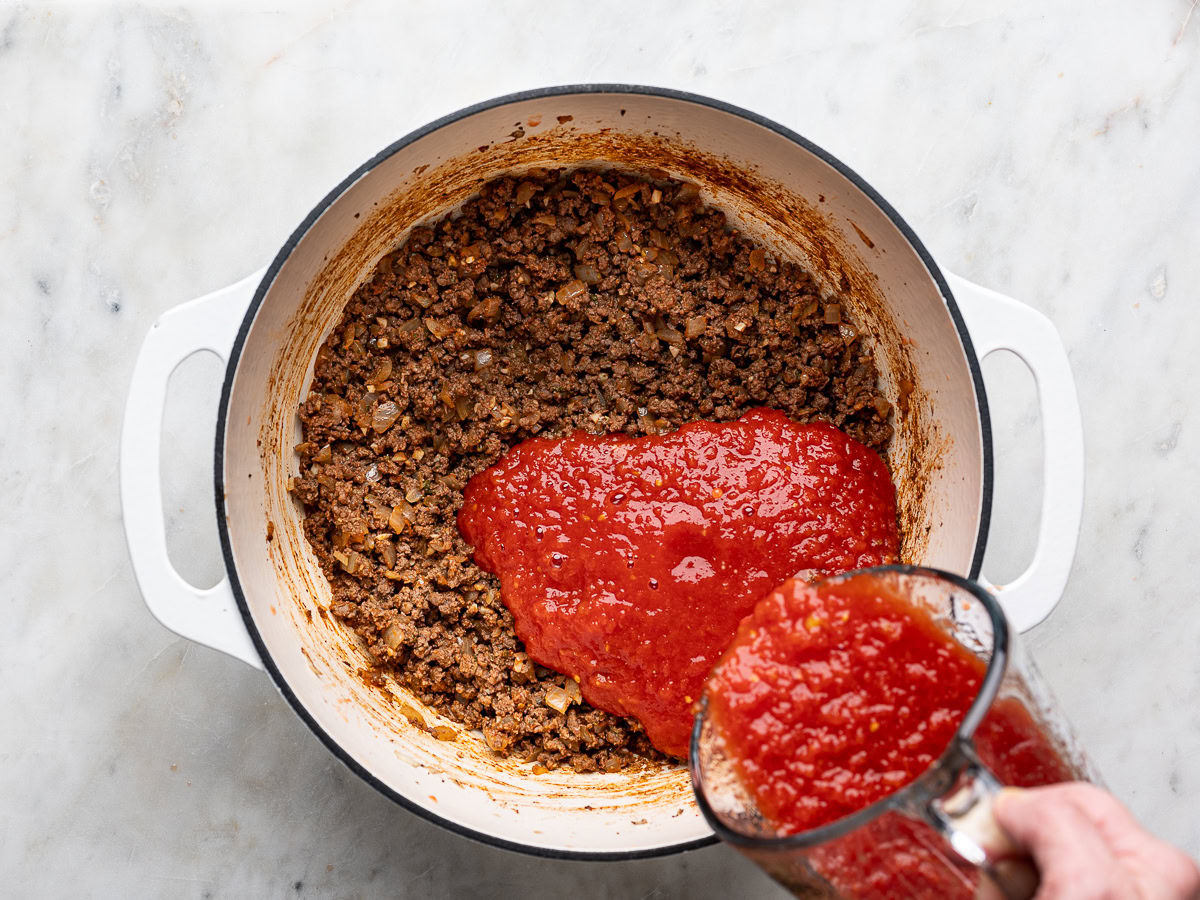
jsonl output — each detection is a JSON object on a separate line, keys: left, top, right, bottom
{"left": 3, "top": 1, "right": 1199, "bottom": 896}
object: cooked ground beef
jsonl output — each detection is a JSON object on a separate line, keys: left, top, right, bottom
{"left": 292, "top": 168, "right": 893, "bottom": 772}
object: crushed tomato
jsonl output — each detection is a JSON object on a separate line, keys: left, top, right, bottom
{"left": 704, "top": 573, "right": 1075, "bottom": 899}
{"left": 457, "top": 409, "right": 899, "bottom": 756}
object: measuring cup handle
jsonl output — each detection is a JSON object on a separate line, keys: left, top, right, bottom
{"left": 928, "top": 757, "right": 1039, "bottom": 900}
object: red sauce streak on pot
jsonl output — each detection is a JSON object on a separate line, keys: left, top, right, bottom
{"left": 457, "top": 409, "right": 899, "bottom": 756}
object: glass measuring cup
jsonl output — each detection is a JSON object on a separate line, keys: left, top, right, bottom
{"left": 690, "top": 566, "right": 1098, "bottom": 900}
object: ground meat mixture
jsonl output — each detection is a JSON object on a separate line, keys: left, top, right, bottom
{"left": 292, "top": 168, "right": 893, "bottom": 773}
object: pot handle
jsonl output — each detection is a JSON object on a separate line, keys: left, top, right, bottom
{"left": 947, "top": 272, "right": 1085, "bottom": 633}
{"left": 120, "top": 270, "right": 267, "bottom": 670}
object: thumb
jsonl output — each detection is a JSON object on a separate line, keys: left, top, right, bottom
{"left": 993, "top": 787, "right": 1115, "bottom": 899}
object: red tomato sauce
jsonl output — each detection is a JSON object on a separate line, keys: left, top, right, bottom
{"left": 705, "top": 574, "right": 1074, "bottom": 900}
{"left": 457, "top": 409, "right": 899, "bottom": 756}
{"left": 706, "top": 574, "right": 988, "bottom": 833}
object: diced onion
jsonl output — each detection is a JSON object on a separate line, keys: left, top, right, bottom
{"left": 794, "top": 299, "right": 820, "bottom": 320}
{"left": 630, "top": 261, "right": 658, "bottom": 284}
{"left": 824, "top": 304, "right": 842, "bottom": 325}
{"left": 514, "top": 181, "right": 537, "bottom": 205}
{"left": 468, "top": 295, "right": 501, "bottom": 322}
{"left": 684, "top": 316, "right": 708, "bottom": 340}
{"left": 556, "top": 349, "right": 575, "bottom": 375}
{"left": 564, "top": 679, "right": 582, "bottom": 703}
{"left": 511, "top": 653, "right": 533, "bottom": 682}
{"left": 366, "top": 494, "right": 390, "bottom": 525}
{"left": 555, "top": 279, "right": 588, "bottom": 305}
{"left": 396, "top": 701, "right": 425, "bottom": 728}
{"left": 573, "top": 264, "right": 601, "bottom": 285}
{"left": 371, "top": 400, "right": 401, "bottom": 433}
{"left": 389, "top": 501, "right": 415, "bottom": 532}
{"left": 324, "top": 394, "right": 350, "bottom": 422}
{"left": 355, "top": 392, "right": 378, "bottom": 426}
{"left": 612, "top": 183, "right": 641, "bottom": 201}
{"left": 544, "top": 686, "right": 572, "bottom": 713}
{"left": 483, "top": 728, "right": 511, "bottom": 751}
{"left": 655, "top": 318, "right": 684, "bottom": 345}
{"left": 368, "top": 357, "right": 393, "bottom": 385}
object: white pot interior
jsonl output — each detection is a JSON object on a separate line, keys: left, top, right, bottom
{"left": 219, "top": 89, "right": 986, "bottom": 856}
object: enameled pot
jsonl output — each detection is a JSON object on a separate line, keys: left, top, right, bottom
{"left": 120, "top": 85, "right": 1084, "bottom": 859}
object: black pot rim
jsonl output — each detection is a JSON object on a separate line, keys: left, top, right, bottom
{"left": 213, "top": 82, "right": 994, "bottom": 862}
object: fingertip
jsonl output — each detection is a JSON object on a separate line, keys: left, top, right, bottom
{"left": 990, "top": 784, "right": 1106, "bottom": 863}
{"left": 992, "top": 786, "right": 1027, "bottom": 820}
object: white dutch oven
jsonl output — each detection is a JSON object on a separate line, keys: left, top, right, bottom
{"left": 120, "top": 86, "right": 1084, "bottom": 859}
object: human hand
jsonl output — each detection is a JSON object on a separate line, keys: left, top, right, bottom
{"left": 990, "top": 783, "right": 1200, "bottom": 900}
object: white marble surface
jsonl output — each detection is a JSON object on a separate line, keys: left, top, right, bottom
{"left": 3, "top": 1, "right": 1199, "bottom": 896}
